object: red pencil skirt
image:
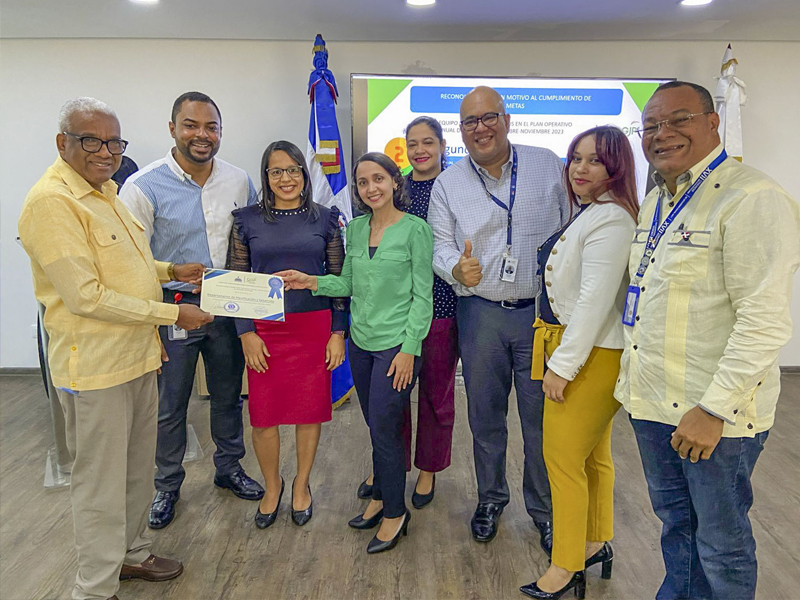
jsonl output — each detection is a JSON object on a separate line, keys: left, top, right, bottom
{"left": 247, "top": 309, "right": 333, "bottom": 428}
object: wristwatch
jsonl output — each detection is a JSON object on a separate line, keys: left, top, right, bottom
{"left": 332, "top": 330, "right": 346, "bottom": 337}
{"left": 167, "top": 262, "right": 176, "bottom": 281}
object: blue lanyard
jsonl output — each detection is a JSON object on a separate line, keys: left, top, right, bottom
{"left": 470, "top": 146, "right": 518, "bottom": 249}
{"left": 633, "top": 150, "right": 727, "bottom": 282}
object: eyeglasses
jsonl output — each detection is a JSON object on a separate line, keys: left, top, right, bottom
{"left": 266, "top": 166, "right": 303, "bottom": 180}
{"left": 635, "top": 112, "right": 713, "bottom": 138}
{"left": 62, "top": 132, "right": 128, "bottom": 155}
{"left": 460, "top": 112, "right": 505, "bottom": 132}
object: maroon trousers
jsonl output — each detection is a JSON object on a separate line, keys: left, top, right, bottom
{"left": 402, "top": 318, "right": 459, "bottom": 472}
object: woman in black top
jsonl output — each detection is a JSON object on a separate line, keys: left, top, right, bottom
{"left": 226, "top": 140, "right": 347, "bottom": 529}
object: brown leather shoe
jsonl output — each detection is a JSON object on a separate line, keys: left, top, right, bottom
{"left": 119, "top": 554, "right": 183, "bottom": 582}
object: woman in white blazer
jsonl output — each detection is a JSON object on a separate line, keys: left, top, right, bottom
{"left": 521, "top": 126, "right": 639, "bottom": 600}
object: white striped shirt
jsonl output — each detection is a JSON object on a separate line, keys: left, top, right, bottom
{"left": 428, "top": 144, "right": 569, "bottom": 302}
{"left": 120, "top": 150, "right": 258, "bottom": 290}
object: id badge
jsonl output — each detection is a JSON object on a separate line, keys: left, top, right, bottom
{"left": 622, "top": 285, "right": 640, "bottom": 326}
{"left": 500, "top": 254, "right": 518, "bottom": 283}
{"left": 168, "top": 324, "right": 188, "bottom": 340}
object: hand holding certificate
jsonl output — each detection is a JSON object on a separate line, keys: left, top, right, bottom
{"left": 200, "top": 269, "right": 285, "bottom": 321}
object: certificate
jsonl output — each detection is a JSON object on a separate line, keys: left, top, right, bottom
{"left": 200, "top": 269, "right": 285, "bottom": 321}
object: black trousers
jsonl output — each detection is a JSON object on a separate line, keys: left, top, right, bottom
{"left": 155, "top": 290, "right": 246, "bottom": 492}
{"left": 349, "top": 341, "right": 421, "bottom": 518}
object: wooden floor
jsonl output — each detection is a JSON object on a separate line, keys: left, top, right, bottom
{"left": 1, "top": 373, "right": 798, "bottom": 600}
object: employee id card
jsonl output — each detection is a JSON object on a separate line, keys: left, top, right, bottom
{"left": 168, "top": 324, "right": 188, "bottom": 340}
{"left": 500, "top": 252, "right": 518, "bottom": 283}
{"left": 622, "top": 284, "right": 640, "bottom": 326}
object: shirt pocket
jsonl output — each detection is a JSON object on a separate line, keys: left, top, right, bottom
{"left": 348, "top": 248, "right": 366, "bottom": 295}
{"left": 93, "top": 228, "right": 126, "bottom": 249}
{"left": 379, "top": 250, "right": 411, "bottom": 280}
{"left": 659, "top": 230, "right": 712, "bottom": 282}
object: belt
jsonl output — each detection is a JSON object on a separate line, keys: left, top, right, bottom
{"left": 163, "top": 288, "right": 199, "bottom": 301}
{"left": 488, "top": 298, "right": 536, "bottom": 310}
{"left": 531, "top": 317, "right": 566, "bottom": 381}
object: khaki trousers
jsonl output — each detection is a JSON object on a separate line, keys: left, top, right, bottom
{"left": 57, "top": 371, "right": 158, "bottom": 600}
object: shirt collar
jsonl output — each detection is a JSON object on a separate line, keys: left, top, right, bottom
{"left": 651, "top": 143, "right": 726, "bottom": 193}
{"left": 166, "top": 148, "right": 218, "bottom": 184}
{"left": 52, "top": 156, "right": 118, "bottom": 202}
{"left": 469, "top": 143, "right": 514, "bottom": 180}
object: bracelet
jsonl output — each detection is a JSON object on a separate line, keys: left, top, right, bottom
{"left": 167, "top": 262, "right": 176, "bottom": 281}
{"left": 332, "top": 330, "right": 346, "bottom": 337}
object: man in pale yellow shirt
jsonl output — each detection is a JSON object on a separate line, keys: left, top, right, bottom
{"left": 615, "top": 81, "right": 800, "bottom": 600}
{"left": 18, "top": 97, "right": 213, "bottom": 600}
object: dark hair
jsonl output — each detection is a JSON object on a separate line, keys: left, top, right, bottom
{"left": 351, "top": 152, "right": 409, "bottom": 214}
{"left": 259, "top": 140, "right": 319, "bottom": 223}
{"left": 405, "top": 115, "right": 448, "bottom": 172}
{"left": 652, "top": 81, "right": 715, "bottom": 114}
{"left": 171, "top": 91, "right": 222, "bottom": 125}
{"left": 563, "top": 126, "right": 639, "bottom": 222}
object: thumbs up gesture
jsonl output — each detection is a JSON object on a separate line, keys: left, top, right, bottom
{"left": 453, "top": 239, "right": 483, "bottom": 287}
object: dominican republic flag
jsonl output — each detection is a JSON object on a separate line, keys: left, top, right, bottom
{"left": 307, "top": 34, "right": 355, "bottom": 409}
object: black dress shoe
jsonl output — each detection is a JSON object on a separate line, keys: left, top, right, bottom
{"left": 255, "top": 478, "right": 284, "bottom": 529}
{"left": 585, "top": 542, "right": 613, "bottom": 579}
{"left": 520, "top": 570, "right": 586, "bottom": 600}
{"left": 471, "top": 503, "right": 504, "bottom": 542}
{"left": 411, "top": 473, "right": 435, "bottom": 509}
{"left": 357, "top": 478, "right": 373, "bottom": 499}
{"left": 148, "top": 491, "right": 179, "bottom": 529}
{"left": 348, "top": 508, "right": 384, "bottom": 529}
{"left": 291, "top": 478, "right": 313, "bottom": 526}
{"left": 366, "top": 511, "right": 410, "bottom": 554}
{"left": 214, "top": 469, "right": 265, "bottom": 500}
{"left": 534, "top": 520, "right": 553, "bottom": 556}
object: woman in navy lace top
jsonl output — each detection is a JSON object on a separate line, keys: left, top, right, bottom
{"left": 227, "top": 140, "right": 348, "bottom": 530}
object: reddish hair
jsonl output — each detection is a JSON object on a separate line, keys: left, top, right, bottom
{"left": 563, "top": 126, "right": 639, "bottom": 222}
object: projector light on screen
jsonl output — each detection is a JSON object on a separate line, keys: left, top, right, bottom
{"left": 351, "top": 75, "right": 673, "bottom": 202}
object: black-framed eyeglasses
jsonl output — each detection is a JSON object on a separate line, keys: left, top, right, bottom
{"left": 63, "top": 132, "right": 129, "bottom": 155}
{"left": 266, "top": 166, "right": 304, "bottom": 180}
{"left": 460, "top": 112, "right": 505, "bottom": 132}
{"left": 635, "top": 112, "right": 713, "bottom": 139}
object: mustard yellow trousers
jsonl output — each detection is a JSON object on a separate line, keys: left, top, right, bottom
{"left": 538, "top": 324, "right": 622, "bottom": 572}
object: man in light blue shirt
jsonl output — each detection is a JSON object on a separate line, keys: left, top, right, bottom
{"left": 429, "top": 86, "right": 569, "bottom": 550}
{"left": 120, "top": 92, "right": 262, "bottom": 530}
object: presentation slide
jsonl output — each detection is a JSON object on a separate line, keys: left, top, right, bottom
{"left": 351, "top": 75, "right": 672, "bottom": 201}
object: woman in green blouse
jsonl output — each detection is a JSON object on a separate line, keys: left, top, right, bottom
{"left": 279, "top": 152, "right": 433, "bottom": 554}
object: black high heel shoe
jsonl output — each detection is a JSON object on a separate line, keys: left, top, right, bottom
{"left": 348, "top": 507, "right": 384, "bottom": 530}
{"left": 357, "top": 478, "right": 373, "bottom": 499}
{"left": 254, "top": 478, "right": 284, "bottom": 529}
{"left": 584, "top": 542, "right": 613, "bottom": 579}
{"left": 291, "top": 478, "right": 313, "bottom": 526}
{"left": 411, "top": 473, "right": 435, "bottom": 509}
{"left": 366, "top": 510, "right": 410, "bottom": 554}
{"left": 520, "top": 571, "right": 585, "bottom": 600}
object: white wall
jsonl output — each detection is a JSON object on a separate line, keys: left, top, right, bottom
{"left": 2, "top": 39, "right": 798, "bottom": 367}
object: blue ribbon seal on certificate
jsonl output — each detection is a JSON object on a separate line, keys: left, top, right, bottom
{"left": 268, "top": 277, "right": 283, "bottom": 299}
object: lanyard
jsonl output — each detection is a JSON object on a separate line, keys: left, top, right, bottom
{"left": 633, "top": 150, "right": 727, "bottom": 284}
{"left": 470, "top": 146, "right": 518, "bottom": 250}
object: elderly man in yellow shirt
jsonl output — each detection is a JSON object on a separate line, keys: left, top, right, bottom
{"left": 615, "top": 81, "right": 800, "bottom": 600}
{"left": 18, "top": 97, "right": 213, "bottom": 600}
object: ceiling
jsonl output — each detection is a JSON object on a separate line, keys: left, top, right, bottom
{"left": 2, "top": 0, "right": 799, "bottom": 42}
